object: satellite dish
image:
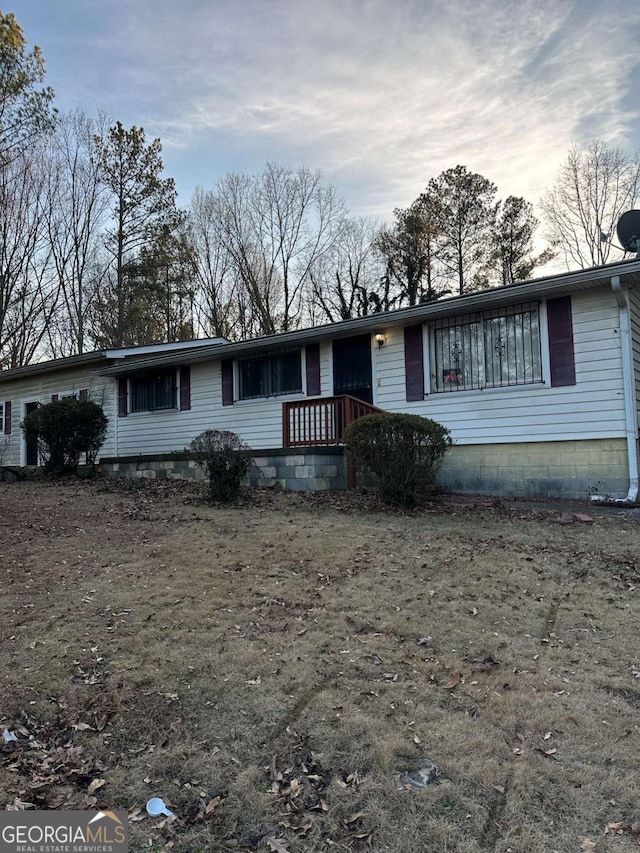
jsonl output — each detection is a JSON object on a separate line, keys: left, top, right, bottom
{"left": 616, "top": 210, "right": 640, "bottom": 255}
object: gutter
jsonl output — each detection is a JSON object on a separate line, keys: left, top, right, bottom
{"left": 592, "top": 275, "right": 639, "bottom": 503}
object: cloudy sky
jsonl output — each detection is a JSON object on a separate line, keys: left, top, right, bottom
{"left": 14, "top": 0, "right": 640, "bottom": 220}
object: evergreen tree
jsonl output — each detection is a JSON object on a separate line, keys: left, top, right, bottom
{"left": 0, "top": 12, "right": 55, "bottom": 166}
{"left": 94, "top": 122, "right": 177, "bottom": 346}
{"left": 424, "top": 165, "right": 497, "bottom": 295}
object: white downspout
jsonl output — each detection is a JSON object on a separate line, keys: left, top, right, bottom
{"left": 603, "top": 275, "right": 639, "bottom": 502}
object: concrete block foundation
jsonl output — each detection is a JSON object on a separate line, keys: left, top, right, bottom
{"left": 99, "top": 438, "right": 634, "bottom": 500}
{"left": 100, "top": 447, "right": 348, "bottom": 492}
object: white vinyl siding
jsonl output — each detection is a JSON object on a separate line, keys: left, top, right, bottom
{"left": 374, "top": 287, "right": 626, "bottom": 445}
{"left": 113, "top": 343, "right": 335, "bottom": 456}
{"left": 115, "top": 361, "right": 287, "bottom": 454}
{"left": 1, "top": 284, "right": 632, "bottom": 465}
{"left": 0, "top": 369, "right": 115, "bottom": 466}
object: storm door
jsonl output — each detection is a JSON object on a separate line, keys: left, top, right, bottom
{"left": 332, "top": 335, "right": 373, "bottom": 404}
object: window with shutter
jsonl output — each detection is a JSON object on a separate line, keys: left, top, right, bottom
{"left": 179, "top": 366, "right": 191, "bottom": 410}
{"left": 221, "top": 360, "right": 234, "bottom": 406}
{"left": 305, "top": 344, "right": 321, "bottom": 396}
{"left": 118, "top": 378, "right": 128, "bottom": 417}
{"left": 547, "top": 296, "right": 576, "bottom": 387}
{"left": 4, "top": 401, "right": 11, "bottom": 435}
{"left": 404, "top": 325, "right": 425, "bottom": 401}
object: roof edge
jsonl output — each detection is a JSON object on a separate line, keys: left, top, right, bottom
{"left": 97, "top": 258, "right": 640, "bottom": 376}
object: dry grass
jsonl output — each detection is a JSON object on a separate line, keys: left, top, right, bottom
{"left": 1, "top": 479, "right": 639, "bottom": 852}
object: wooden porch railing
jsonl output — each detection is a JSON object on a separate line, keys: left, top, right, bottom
{"left": 283, "top": 395, "right": 383, "bottom": 448}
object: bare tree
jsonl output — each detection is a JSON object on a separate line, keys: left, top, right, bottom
{"left": 541, "top": 140, "right": 640, "bottom": 269}
{"left": 0, "top": 11, "right": 57, "bottom": 366}
{"left": 43, "top": 110, "right": 110, "bottom": 356}
{"left": 0, "top": 149, "right": 58, "bottom": 367}
{"left": 215, "top": 163, "right": 347, "bottom": 335}
{"left": 189, "top": 187, "right": 241, "bottom": 339}
{"left": 310, "top": 217, "right": 386, "bottom": 322}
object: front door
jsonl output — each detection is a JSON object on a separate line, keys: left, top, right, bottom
{"left": 333, "top": 335, "right": 373, "bottom": 404}
{"left": 25, "top": 402, "right": 40, "bottom": 466}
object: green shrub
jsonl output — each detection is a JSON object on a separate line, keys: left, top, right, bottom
{"left": 21, "top": 398, "right": 108, "bottom": 475}
{"left": 344, "top": 412, "right": 452, "bottom": 507}
{"left": 190, "top": 429, "right": 253, "bottom": 502}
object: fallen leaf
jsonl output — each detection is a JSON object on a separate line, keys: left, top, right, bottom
{"left": 5, "top": 799, "right": 36, "bottom": 810}
{"left": 268, "top": 755, "right": 278, "bottom": 782}
{"left": 345, "top": 811, "right": 364, "bottom": 824}
{"left": 604, "top": 822, "right": 624, "bottom": 835}
{"left": 128, "top": 809, "right": 145, "bottom": 822}
{"left": 493, "top": 785, "right": 505, "bottom": 794}
{"left": 443, "top": 672, "right": 461, "bottom": 689}
{"left": 205, "top": 797, "right": 222, "bottom": 814}
{"left": 87, "top": 778, "right": 106, "bottom": 795}
{"left": 266, "top": 838, "right": 291, "bottom": 853}
{"left": 580, "top": 838, "right": 597, "bottom": 852}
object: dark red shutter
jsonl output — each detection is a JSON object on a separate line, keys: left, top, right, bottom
{"left": 51, "top": 394, "right": 59, "bottom": 402}
{"left": 4, "top": 401, "right": 11, "bottom": 435}
{"left": 79, "top": 389, "right": 88, "bottom": 401}
{"left": 547, "top": 296, "right": 576, "bottom": 387}
{"left": 179, "top": 366, "right": 191, "bottom": 410}
{"left": 118, "top": 378, "right": 128, "bottom": 417}
{"left": 221, "top": 360, "right": 234, "bottom": 406}
{"left": 404, "top": 324, "right": 425, "bottom": 401}
{"left": 305, "top": 343, "right": 321, "bottom": 396}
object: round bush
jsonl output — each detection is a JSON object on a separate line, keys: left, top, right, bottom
{"left": 190, "top": 429, "right": 253, "bottom": 502}
{"left": 21, "top": 398, "right": 108, "bottom": 474}
{"left": 344, "top": 412, "right": 452, "bottom": 507}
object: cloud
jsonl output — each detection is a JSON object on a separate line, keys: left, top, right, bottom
{"left": 30, "top": 0, "right": 640, "bottom": 217}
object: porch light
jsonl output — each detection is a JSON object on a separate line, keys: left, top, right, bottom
{"left": 374, "top": 333, "right": 386, "bottom": 348}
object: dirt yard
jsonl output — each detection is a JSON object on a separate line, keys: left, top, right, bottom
{"left": 1, "top": 478, "right": 639, "bottom": 852}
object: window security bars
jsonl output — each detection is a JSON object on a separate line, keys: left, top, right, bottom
{"left": 433, "top": 302, "right": 542, "bottom": 392}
